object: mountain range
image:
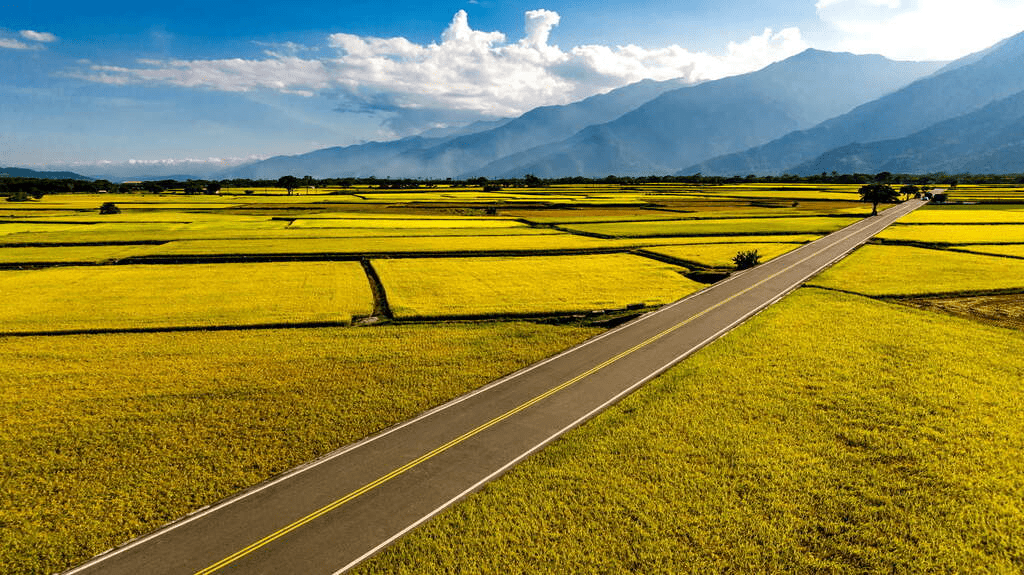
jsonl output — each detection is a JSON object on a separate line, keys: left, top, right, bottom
{"left": 24, "top": 29, "right": 1024, "bottom": 182}
{"left": 687, "top": 31, "right": 1024, "bottom": 176}
{"left": 0, "top": 167, "right": 90, "bottom": 180}
{"left": 227, "top": 78, "right": 688, "bottom": 180}
{"left": 467, "top": 50, "right": 944, "bottom": 178}
{"left": 225, "top": 48, "right": 947, "bottom": 180}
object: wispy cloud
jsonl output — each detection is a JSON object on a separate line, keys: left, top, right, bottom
{"left": 1, "top": 29, "right": 58, "bottom": 50}
{"left": 0, "top": 37, "right": 33, "bottom": 50}
{"left": 70, "top": 9, "right": 807, "bottom": 119}
{"left": 817, "top": 0, "right": 1024, "bottom": 60}
{"left": 20, "top": 30, "right": 57, "bottom": 43}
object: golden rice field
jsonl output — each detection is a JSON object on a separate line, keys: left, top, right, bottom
{"left": 559, "top": 216, "right": 858, "bottom": 238}
{"left": 8, "top": 184, "right": 1018, "bottom": 574}
{"left": 643, "top": 242, "right": 804, "bottom": 269}
{"left": 288, "top": 217, "right": 526, "bottom": 229}
{"left": 146, "top": 234, "right": 616, "bottom": 257}
{"left": 512, "top": 201, "right": 873, "bottom": 224}
{"left": 900, "top": 205, "right": 1024, "bottom": 224}
{"left": 878, "top": 223, "right": 1024, "bottom": 244}
{"left": 0, "top": 223, "right": 91, "bottom": 236}
{"left": 0, "top": 262, "right": 374, "bottom": 333}
{"left": 356, "top": 288, "right": 1024, "bottom": 574}
{"left": 373, "top": 254, "right": 702, "bottom": 318}
{"left": 0, "top": 224, "right": 563, "bottom": 247}
{"left": 0, "top": 322, "right": 599, "bottom": 574}
{"left": 140, "top": 233, "right": 825, "bottom": 259}
{"left": 0, "top": 244, "right": 155, "bottom": 265}
{"left": 957, "top": 244, "right": 1024, "bottom": 258}
{"left": 807, "top": 244, "right": 1024, "bottom": 296}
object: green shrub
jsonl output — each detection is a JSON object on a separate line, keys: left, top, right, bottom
{"left": 733, "top": 249, "right": 761, "bottom": 269}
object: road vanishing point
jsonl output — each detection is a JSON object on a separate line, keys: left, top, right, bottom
{"left": 66, "top": 198, "right": 926, "bottom": 575}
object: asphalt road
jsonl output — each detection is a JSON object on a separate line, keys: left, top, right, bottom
{"left": 66, "top": 199, "right": 925, "bottom": 575}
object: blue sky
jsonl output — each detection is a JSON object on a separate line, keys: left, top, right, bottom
{"left": 3, "top": 0, "right": 1024, "bottom": 175}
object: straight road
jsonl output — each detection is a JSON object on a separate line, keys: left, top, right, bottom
{"left": 67, "top": 199, "right": 926, "bottom": 575}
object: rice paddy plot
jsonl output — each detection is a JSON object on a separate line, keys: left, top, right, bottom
{"left": 903, "top": 292, "right": 1024, "bottom": 331}
{"left": 146, "top": 233, "right": 613, "bottom": 257}
{"left": 956, "top": 244, "right": 1024, "bottom": 259}
{"left": 807, "top": 244, "right": 1024, "bottom": 296}
{"left": 0, "top": 226, "right": 562, "bottom": 247}
{"left": 680, "top": 184, "right": 863, "bottom": 201}
{"left": 0, "top": 245, "right": 157, "bottom": 265}
{"left": 0, "top": 223, "right": 95, "bottom": 237}
{"left": 899, "top": 206, "right": 1024, "bottom": 224}
{"left": 356, "top": 288, "right": 1024, "bottom": 574}
{"left": 622, "top": 234, "right": 821, "bottom": 247}
{"left": 15, "top": 212, "right": 278, "bottom": 224}
{"left": 0, "top": 262, "right": 374, "bottom": 333}
{"left": 373, "top": 254, "right": 702, "bottom": 319}
{"left": 878, "top": 224, "right": 1024, "bottom": 244}
{"left": 559, "top": 216, "right": 858, "bottom": 238}
{"left": 288, "top": 218, "right": 526, "bottom": 229}
{"left": 643, "top": 243, "right": 803, "bottom": 269}
{"left": 942, "top": 186, "right": 1024, "bottom": 202}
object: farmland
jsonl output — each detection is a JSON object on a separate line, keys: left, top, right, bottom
{"left": 0, "top": 262, "right": 374, "bottom": 333}
{"left": 642, "top": 242, "right": 803, "bottom": 268}
{"left": 374, "top": 254, "right": 702, "bottom": 318}
{"left": 558, "top": 216, "right": 858, "bottom": 238}
{"left": 0, "top": 323, "right": 601, "bottom": 573}
{"left": 356, "top": 288, "right": 1024, "bottom": 574}
{"left": 3, "top": 182, "right": 1023, "bottom": 574}
{"left": 807, "top": 244, "right": 1024, "bottom": 296}
{"left": 878, "top": 223, "right": 1024, "bottom": 244}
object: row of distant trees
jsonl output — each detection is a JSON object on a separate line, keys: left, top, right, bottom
{"left": 3, "top": 171, "right": 1022, "bottom": 201}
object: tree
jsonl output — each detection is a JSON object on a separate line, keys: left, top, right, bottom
{"left": 733, "top": 249, "right": 761, "bottom": 270}
{"left": 900, "top": 184, "right": 919, "bottom": 199}
{"left": 99, "top": 202, "right": 121, "bottom": 214}
{"left": 278, "top": 175, "right": 299, "bottom": 196}
{"left": 859, "top": 183, "right": 899, "bottom": 216}
{"left": 205, "top": 182, "right": 222, "bottom": 195}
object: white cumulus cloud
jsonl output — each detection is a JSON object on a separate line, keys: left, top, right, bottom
{"left": 1, "top": 29, "right": 57, "bottom": 50}
{"left": 71, "top": 10, "right": 808, "bottom": 120}
{"left": 817, "top": 0, "right": 1024, "bottom": 60}
{"left": 21, "top": 30, "right": 57, "bottom": 43}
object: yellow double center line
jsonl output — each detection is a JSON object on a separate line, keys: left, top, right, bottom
{"left": 195, "top": 209, "right": 907, "bottom": 574}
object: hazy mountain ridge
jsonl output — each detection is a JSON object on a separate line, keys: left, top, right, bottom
{"left": 0, "top": 167, "right": 91, "bottom": 180}
{"left": 789, "top": 89, "right": 1024, "bottom": 175}
{"left": 473, "top": 50, "right": 945, "bottom": 178}
{"left": 685, "top": 30, "right": 1024, "bottom": 176}
{"left": 226, "top": 78, "right": 688, "bottom": 179}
